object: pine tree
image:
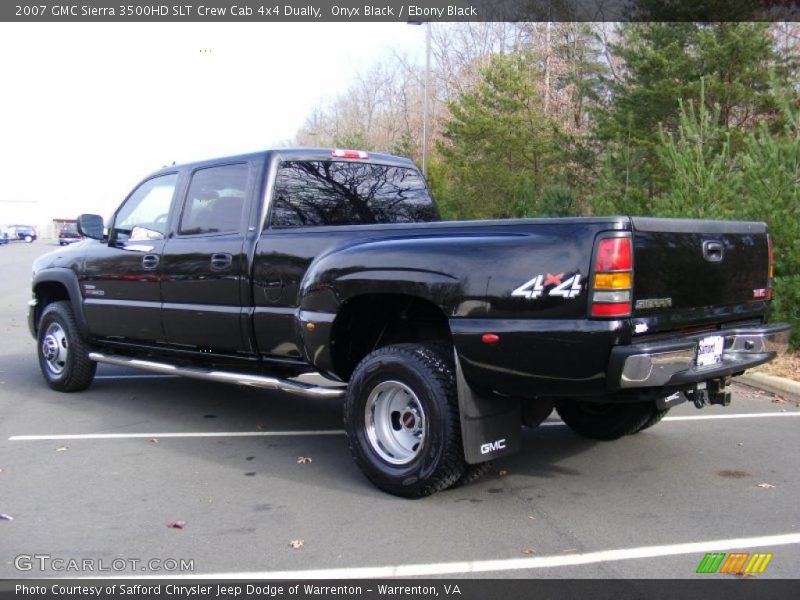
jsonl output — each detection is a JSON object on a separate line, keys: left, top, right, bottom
{"left": 594, "top": 22, "right": 781, "bottom": 209}
{"left": 437, "top": 53, "right": 566, "bottom": 219}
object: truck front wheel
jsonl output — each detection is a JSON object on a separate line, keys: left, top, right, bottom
{"left": 344, "top": 343, "right": 466, "bottom": 498}
{"left": 555, "top": 400, "right": 657, "bottom": 441}
{"left": 37, "top": 301, "right": 96, "bottom": 392}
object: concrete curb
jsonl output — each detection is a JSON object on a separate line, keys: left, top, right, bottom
{"left": 737, "top": 372, "right": 800, "bottom": 402}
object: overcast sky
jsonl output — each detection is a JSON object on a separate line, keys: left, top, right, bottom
{"left": 0, "top": 22, "right": 424, "bottom": 226}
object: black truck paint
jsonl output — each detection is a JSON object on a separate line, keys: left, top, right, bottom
{"left": 28, "top": 149, "right": 791, "bottom": 497}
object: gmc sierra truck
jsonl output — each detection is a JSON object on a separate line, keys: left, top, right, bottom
{"left": 28, "top": 148, "right": 790, "bottom": 497}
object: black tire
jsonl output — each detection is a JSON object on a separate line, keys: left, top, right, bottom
{"left": 453, "top": 461, "right": 494, "bottom": 487}
{"left": 36, "top": 301, "right": 96, "bottom": 392}
{"left": 344, "top": 343, "right": 466, "bottom": 498}
{"left": 555, "top": 400, "right": 655, "bottom": 441}
{"left": 630, "top": 407, "right": 670, "bottom": 434}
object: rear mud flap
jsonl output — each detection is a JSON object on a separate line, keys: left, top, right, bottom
{"left": 454, "top": 352, "right": 521, "bottom": 464}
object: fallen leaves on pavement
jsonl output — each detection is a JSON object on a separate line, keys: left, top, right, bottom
{"left": 166, "top": 520, "right": 187, "bottom": 529}
{"left": 520, "top": 548, "right": 535, "bottom": 555}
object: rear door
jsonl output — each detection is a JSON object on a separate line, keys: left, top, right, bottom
{"left": 631, "top": 217, "right": 770, "bottom": 331}
{"left": 160, "top": 161, "right": 257, "bottom": 354}
{"left": 82, "top": 172, "right": 180, "bottom": 342}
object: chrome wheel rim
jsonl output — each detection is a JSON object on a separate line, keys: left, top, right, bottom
{"left": 365, "top": 381, "right": 426, "bottom": 465}
{"left": 41, "top": 322, "right": 68, "bottom": 375}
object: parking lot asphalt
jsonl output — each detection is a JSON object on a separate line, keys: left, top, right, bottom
{"left": 1, "top": 241, "right": 798, "bottom": 579}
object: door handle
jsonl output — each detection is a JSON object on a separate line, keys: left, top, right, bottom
{"left": 142, "top": 254, "right": 160, "bottom": 270}
{"left": 210, "top": 253, "right": 233, "bottom": 271}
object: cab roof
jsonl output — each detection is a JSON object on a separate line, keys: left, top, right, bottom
{"left": 151, "top": 148, "right": 418, "bottom": 177}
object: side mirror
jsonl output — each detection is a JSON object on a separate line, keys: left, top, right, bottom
{"left": 77, "top": 214, "right": 104, "bottom": 240}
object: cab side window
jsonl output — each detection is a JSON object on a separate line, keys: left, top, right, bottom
{"left": 270, "top": 161, "right": 438, "bottom": 228}
{"left": 179, "top": 164, "right": 249, "bottom": 236}
{"left": 112, "top": 173, "right": 178, "bottom": 243}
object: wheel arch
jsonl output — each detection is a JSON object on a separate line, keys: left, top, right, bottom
{"left": 297, "top": 253, "right": 461, "bottom": 380}
{"left": 323, "top": 292, "right": 453, "bottom": 381}
{"left": 32, "top": 269, "right": 89, "bottom": 338}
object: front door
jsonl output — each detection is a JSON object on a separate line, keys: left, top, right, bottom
{"left": 82, "top": 172, "right": 180, "bottom": 342}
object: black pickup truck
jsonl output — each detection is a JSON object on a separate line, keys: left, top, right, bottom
{"left": 28, "top": 148, "right": 790, "bottom": 497}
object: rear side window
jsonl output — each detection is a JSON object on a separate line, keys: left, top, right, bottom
{"left": 180, "top": 163, "right": 249, "bottom": 236}
{"left": 270, "top": 161, "right": 438, "bottom": 228}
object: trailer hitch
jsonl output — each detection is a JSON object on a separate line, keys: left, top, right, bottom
{"left": 686, "top": 376, "right": 732, "bottom": 409}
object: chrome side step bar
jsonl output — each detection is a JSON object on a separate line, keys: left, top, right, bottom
{"left": 88, "top": 352, "right": 346, "bottom": 399}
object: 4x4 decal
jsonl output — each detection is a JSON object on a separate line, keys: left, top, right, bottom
{"left": 512, "top": 273, "right": 582, "bottom": 300}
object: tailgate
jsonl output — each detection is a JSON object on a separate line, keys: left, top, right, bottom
{"left": 631, "top": 217, "right": 770, "bottom": 331}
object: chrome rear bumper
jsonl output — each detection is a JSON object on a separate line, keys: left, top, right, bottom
{"left": 611, "top": 323, "right": 791, "bottom": 389}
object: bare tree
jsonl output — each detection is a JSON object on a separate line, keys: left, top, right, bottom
{"left": 293, "top": 22, "right": 609, "bottom": 161}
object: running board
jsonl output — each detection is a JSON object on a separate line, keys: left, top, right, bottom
{"left": 88, "top": 352, "right": 346, "bottom": 399}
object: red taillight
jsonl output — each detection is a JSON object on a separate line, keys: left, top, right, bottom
{"left": 331, "top": 148, "right": 369, "bottom": 159}
{"left": 591, "top": 235, "right": 633, "bottom": 318}
{"left": 591, "top": 302, "right": 632, "bottom": 317}
{"left": 595, "top": 237, "right": 632, "bottom": 271}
